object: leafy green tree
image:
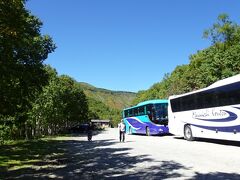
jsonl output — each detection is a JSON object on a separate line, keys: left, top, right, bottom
{"left": 29, "top": 66, "right": 88, "bottom": 136}
{"left": 0, "top": 0, "right": 56, "bottom": 139}
{"left": 203, "top": 14, "right": 240, "bottom": 46}
{"left": 187, "top": 14, "right": 240, "bottom": 88}
{"left": 133, "top": 14, "right": 240, "bottom": 104}
{"left": 59, "top": 75, "right": 88, "bottom": 126}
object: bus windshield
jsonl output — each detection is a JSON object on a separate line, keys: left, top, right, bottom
{"left": 152, "top": 103, "right": 168, "bottom": 125}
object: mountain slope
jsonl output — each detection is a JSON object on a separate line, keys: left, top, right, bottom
{"left": 79, "top": 82, "right": 136, "bottom": 110}
{"left": 79, "top": 82, "right": 136, "bottom": 126}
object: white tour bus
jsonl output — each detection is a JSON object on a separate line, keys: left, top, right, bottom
{"left": 168, "top": 74, "right": 240, "bottom": 141}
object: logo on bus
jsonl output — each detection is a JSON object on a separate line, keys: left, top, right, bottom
{"left": 192, "top": 109, "right": 237, "bottom": 122}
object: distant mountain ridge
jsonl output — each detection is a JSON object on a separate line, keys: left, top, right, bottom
{"left": 79, "top": 82, "right": 136, "bottom": 110}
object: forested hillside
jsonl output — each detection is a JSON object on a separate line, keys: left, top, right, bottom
{"left": 133, "top": 14, "right": 240, "bottom": 104}
{"left": 79, "top": 82, "right": 136, "bottom": 127}
{"left": 79, "top": 82, "right": 136, "bottom": 110}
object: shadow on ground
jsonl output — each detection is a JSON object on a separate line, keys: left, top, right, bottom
{"left": 193, "top": 172, "right": 240, "bottom": 180}
{"left": 1, "top": 134, "right": 240, "bottom": 179}
{"left": 174, "top": 136, "right": 240, "bottom": 147}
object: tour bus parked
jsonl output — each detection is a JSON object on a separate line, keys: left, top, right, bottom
{"left": 168, "top": 74, "right": 240, "bottom": 141}
{"left": 123, "top": 99, "right": 169, "bottom": 136}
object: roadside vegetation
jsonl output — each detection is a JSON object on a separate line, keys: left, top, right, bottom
{"left": 0, "top": 0, "right": 90, "bottom": 143}
{"left": 133, "top": 14, "right": 240, "bottom": 104}
{"left": 0, "top": 0, "right": 133, "bottom": 144}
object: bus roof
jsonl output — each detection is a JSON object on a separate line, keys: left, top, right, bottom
{"left": 169, "top": 74, "right": 240, "bottom": 100}
{"left": 123, "top": 99, "right": 168, "bottom": 111}
{"left": 209, "top": 74, "right": 240, "bottom": 88}
{"left": 137, "top": 99, "right": 168, "bottom": 106}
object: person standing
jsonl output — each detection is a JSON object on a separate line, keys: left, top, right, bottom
{"left": 118, "top": 119, "right": 126, "bottom": 142}
{"left": 87, "top": 122, "right": 93, "bottom": 141}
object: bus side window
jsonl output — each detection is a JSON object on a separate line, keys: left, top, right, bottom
{"left": 146, "top": 104, "right": 152, "bottom": 113}
{"left": 129, "top": 109, "right": 133, "bottom": 117}
{"left": 139, "top": 106, "right": 144, "bottom": 115}
{"left": 146, "top": 104, "right": 153, "bottom": 120}
{"left": 134, "top": 108, "right": 138, "bottom": 116}
{"left": 124, "top": 110, "right": 128, "bottom": 118}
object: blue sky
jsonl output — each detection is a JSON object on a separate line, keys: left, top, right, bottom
{"left": 26, "top": 0, "right": 240, "bottom": 92}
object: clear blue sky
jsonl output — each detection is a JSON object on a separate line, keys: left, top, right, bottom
{"left": 26, "top": 0, "right": 240, "bottom": 92}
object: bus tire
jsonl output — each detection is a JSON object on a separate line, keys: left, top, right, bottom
{"left": 129, "top": 127, "right": 132, "bottom": 135}
{"left": 146, "top": 127, "right": 150, "bottom": 136}
{"left": 184, "top": 125, "right": 194, "bottom": 141}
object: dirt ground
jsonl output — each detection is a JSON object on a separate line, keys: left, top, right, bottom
{"left": 1, "top": 128, "right": 240, "bottom": 179}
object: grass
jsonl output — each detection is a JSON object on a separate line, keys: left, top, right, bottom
{"left": 0, "top": 137, "right": 69, "bottom": 179}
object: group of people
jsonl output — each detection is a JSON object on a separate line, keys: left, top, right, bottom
{"left": 86, "top": 119, "right": 127, "bottom": 142}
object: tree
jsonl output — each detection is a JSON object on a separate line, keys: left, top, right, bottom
{"left": 0, "top": 0, "right": 56, "bottom": 139}
{"left": 203, "top": 13, "right": 240, "bottom": 46}
{"left": 29, "top": 66, "right": 89, "bottom": 136}
{"left": 133, "top": 14, "right": 240, "bottom": 103}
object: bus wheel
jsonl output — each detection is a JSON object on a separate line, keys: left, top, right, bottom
{"left": 129, "top": 127, "right": 132, "bottom": 135}
{"left": 184, "top": 125, "right": 194, "bottom": 141}
{"left": 146, "top": 127, "right": 150, "bottom": 136}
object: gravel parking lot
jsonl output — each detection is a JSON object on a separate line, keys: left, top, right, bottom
{"left": 79, "top": 128, "right": 240, "bottom": 179}
{"left": 3, "top": 128, "right": 240, "bottom": 179}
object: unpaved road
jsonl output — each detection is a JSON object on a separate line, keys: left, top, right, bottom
{"left": 56, "top": 128, "right": 240, "bottom": 179}
{"left": 3, "top": 128, "right": 240, "bottom": 179}
{"left": 77, "top": 128, "right": 240, "bottom": 179}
